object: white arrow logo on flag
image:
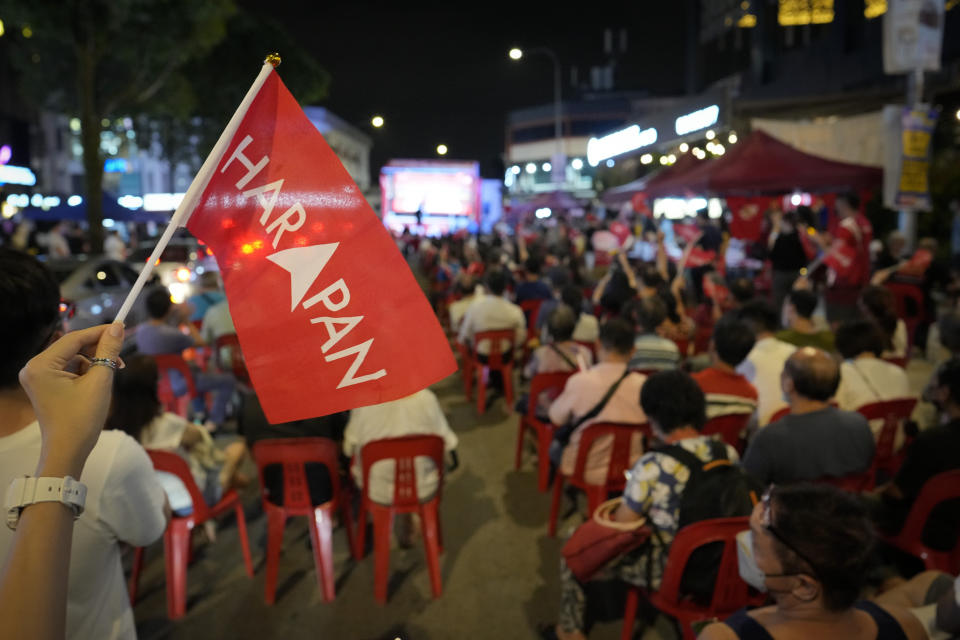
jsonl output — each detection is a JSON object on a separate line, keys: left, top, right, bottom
{"left": 266, "top": 243, "right": 340, "bottom": 311}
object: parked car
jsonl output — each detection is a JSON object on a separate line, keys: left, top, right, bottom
{"left": 47, "top": 256, "right": 152, "bottom": 331}
{"left": 129, "top": 236, "right": 218, "bottom": 305}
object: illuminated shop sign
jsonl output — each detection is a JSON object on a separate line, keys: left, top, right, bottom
{"left": 586, "top": 125, "right": 658, "bottom": 166}
{"left": 674, "top": 105, "right": 720, "bottom": 136}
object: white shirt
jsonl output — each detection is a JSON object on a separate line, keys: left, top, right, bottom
{"left": 572, "top": 312, "right": 600, "bottom": 343}
{"left": 104, "top": 234, "right": 127, "bottom": 261}
{"left": 457, "top": 293, "right": 526, "bottom": 356}
{"left": 0, "top": 422, "right": 167, "bottom": 640}
{"left": 737, "top": 336, "right": 797, "bottom": 426}
{"left": 344, "top": 389, "right": 458, "bottom": 505}
{"left": 448, "top": 287, "right": 484, "bottom": 332}
{"left": 836, "top": 357, "right": 912, "bottom": 437}
{"left": 47, "top": 230, "right": 70, "bottom": 258}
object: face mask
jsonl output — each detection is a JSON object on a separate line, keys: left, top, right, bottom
{"left": 737, "top": 530, "right": 768, "bottom": 591}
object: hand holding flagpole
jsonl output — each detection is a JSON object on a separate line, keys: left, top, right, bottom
{"left": 113, "top": 54, "right": 281, "bottom": 325}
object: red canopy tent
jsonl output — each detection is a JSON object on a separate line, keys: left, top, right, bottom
{"left": 645, "top": 130, "right": 882, "bottom": 198}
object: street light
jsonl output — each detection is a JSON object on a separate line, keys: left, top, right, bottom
{"left": 436, "top": 144, "right": 448, "bottom": 156}
{"left": 371, "top": 115, "right": 384, "bottom": 128}
{"left": 509, "top": 46, "right": 564, "bottom": 184}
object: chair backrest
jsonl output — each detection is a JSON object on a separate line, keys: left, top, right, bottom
{"left": 856, "top": 398, "right": 918, "bottom": 469}
{"left": 214, "top": 333, "right": 250, "bottom": 384}
{"left": 519, "top": 299, "right": 543, "bottom": 327}
{"left": 251, "top": 437, "right": 342, "bottom": 511}
{"left": 572, "top": 422, "right": 650, "bottom": 490}
{"left": 766, "top": 406, "right": 790, "bottom": 424}
{"left": 526, "top": 372, "right": 574, "bottom": 421}
{"left": 146, "top": 449, "right": 212, "bottom": 521}
{"left": 701, "top": 413, "right": 752, "bottom": 453}
{"left": 657, "top": 517, "right": 756, "bottom": 612}
{"left": 896, "top": 469, "right": 960, "bottom": 553}
{"left": 152, "top": 354, "right": 198, "bottom": 397}
{"left": 359, "top": 435, "right": 445, "bottom": 509}
{"left": 672, "top": 337, "right": 690, "bottom": 359}
{"left": 473, "top": 329, "right": 516, "bottom": 369}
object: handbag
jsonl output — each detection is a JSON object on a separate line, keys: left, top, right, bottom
{"left": 561, "top": 497, "right": 651, "bottom": 582}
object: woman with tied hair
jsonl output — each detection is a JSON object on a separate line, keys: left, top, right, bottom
{"left": 700, "top": 484, "right": 926, "bottom": 640}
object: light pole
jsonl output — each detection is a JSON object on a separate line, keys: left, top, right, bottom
{"left": 509, "top": 46, "right": 564, "bottom": 185}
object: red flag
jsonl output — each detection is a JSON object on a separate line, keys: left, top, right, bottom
{"left": 684, "top": 247, "right": 717, "bottom": 268}
{"left": 184, "top": 68, "right": 455, "bottom": 423}
{"left": 672, "top": 223, "right": 701, "bottom": 245}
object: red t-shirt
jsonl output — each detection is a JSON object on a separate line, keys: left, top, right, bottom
{"left": 692, "top": 366, "right": 758, "bottom": 419}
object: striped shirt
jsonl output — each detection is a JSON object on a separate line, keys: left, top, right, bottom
{"left": 628, "top": 334, "right": 680, "bottom": 372}
{"left": 692, "top": 366, "right": 758, "bottom": 419}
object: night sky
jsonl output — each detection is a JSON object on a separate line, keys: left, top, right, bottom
{"left": 268, "top": 2, "right": 687, "bottom": 178}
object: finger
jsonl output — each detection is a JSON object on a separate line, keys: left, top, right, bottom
{"left": 91, "top": 323, "right": 125, "bottom": 367}
{"left": 35, "top": 324, "right": 112, "bottom": 366}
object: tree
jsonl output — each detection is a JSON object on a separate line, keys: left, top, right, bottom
{"left": 0, "top": 0, "right": 236, "bottom": 252}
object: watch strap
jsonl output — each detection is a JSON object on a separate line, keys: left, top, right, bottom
{"left": 6, "top": 476, "right": 87, "bottom": 530}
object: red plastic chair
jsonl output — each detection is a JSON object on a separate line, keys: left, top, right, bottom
{"left": 128, "top": 450, "right": 253, "bottom": 619}
{"left": 251, "top": 438, "right": 355, "bottom": 604}
{"left": 470, "top": 329, "right": 516, "bottom": 414}
{"left": 882, "top": 469, "right": 960, "bottom": 574}
{"left": 353, "top": 435, "right": 446, "bottom": 604}
{"left": 672, "top": 337, "right": 690, "bottom": 359}
{"left": 766, "top": 406, "right": 790, "bottom": 424}
{"left": 856, "top": 398, "right": 918, "bottom": 480}
{"left": 623, "top": 517, "right": 764, "bottom": 640}
{"left": 702, "top": 413, "right": 752, "bottom": 455}
{"left": 214, "top": 333, "right": 251, "bottom": 385}
{"left": 885, "top": 282, "right": 925, "bottom": 360}
{"left": 548, "top": 422, "right": 649, "bottom": 537}
{"left": 515, "top": 371, "right": 574, "bottom": 492}
{"left": 153, "top": 354, "right": 199, "bottom": 419}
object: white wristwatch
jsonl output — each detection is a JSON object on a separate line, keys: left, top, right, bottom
{"left": 5, "top": 476, "right": 86, "bottom": 530}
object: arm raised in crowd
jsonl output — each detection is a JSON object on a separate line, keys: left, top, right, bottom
{"left": 0, "top": 324, "right": 124, "bottom": 640}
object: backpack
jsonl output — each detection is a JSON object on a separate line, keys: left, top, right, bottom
{"left": 657, "top": 439, "right": 763, "bottom": 604}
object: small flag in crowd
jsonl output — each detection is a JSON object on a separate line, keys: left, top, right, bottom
{"left": 180, "top": 64, "right": 456, "bottom": 423}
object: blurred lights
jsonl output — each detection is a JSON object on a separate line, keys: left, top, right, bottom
{"left": 21, "top": 25, "right": 32, "bottom": 38}
{"left": 0, "top": 19, "right": 5, "bottom": 37}
{"left": 175, "top": 267, "right": 191, "bottom": 283}
{"left": 668, "top": 154, "right": 677, "bottom": 163}
{"left": 1, "top": 203, "right": 16, "bottom": 219}
{"left": 587, "top": 125, "right": 658, "bottom": 166}
{"left": 713, "top": 144, "right": 725, "bottom": 155}
{"left": 69, "top": 118, "right": 81, "bottom": 132}
{"left": 509, "top": 47, "right": 523, "bottom": 60}
{"left": 738, "top": 13, "right": 757, "bottom": 27}
{"left": 679, "top": 143, "right": 689, "bottom": 153}
{"left": 96, "top": 271, "right": 107, "bottom": 281}
{"left": 571, "top": 158, "right": 584, "bottom": 170}
{"left": 117, "top": 195, "right": 143, "bottom": 209}
{"left": 0, "top": 145, "right": 10, "bottom": 164}
{"left": 864, "top": 0, "right": 887, "bottom": 19}
{"left": 705, "top": 130, "right": 716, "bottom": 140}
{"left": 542, "top": 162, "right": 552, "bottom": 172}
{"left": 605, "top": 159, "right": 615, "bottom": 168}
{"left": 371, "top": 115, "right": 384, "bottom": 128}
{"left": 659, "top": 156, "right": 669, "bottom": 165}
{"left": 955, "top": 109, "right": 960, "bottom": 122}
{"left": 525, "top": 163, "right": 537, "bottom": 174}
{"left": 535, "top": 207, "right": 552, "bottom": 219}
{"left": 790, "top": 193, "right": 803, "bottom": 206}
{"left": 101, "top": 118, "right": 110, "bottom": 128}
{"left": 67, "top": 195, "right": 83, "bottom": 206}
{"left": 640, "top": 154, "right": 653, "bottom": 165}
{"left": 675, "top": 105, "right": 719, "bottom": 135}
{"left": 168, "top": 283, "right": 189, "bottom": 305}
{"left": 102, "top": 219, "right": 115, "bottom": 228}
{"left": 436, "top": 144, "right": 448, "bottom": 156}
{"left": 31, "top": 194, "right": 42, "bottom": 207}
{"left": 510, "top": 165, "right": 521, "bottom": 175}
{"left": 728, "top": 132, "right": 738, "bottom": 144}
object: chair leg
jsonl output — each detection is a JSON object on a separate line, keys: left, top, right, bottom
{"left": 128, "top": 546, "right": 145, "bottom": 605}
{"left": 515, "top": 417, "right": 526, "bottom": 471}
{"left": 263, "top": 508, "right": 286, "bottom": 605}
{"left": 622, "top": 586, "right": 640, "bottom": 640}
{"left": 372, "top": 508, "right": 393, "bottom": 604}
{"left": 537, "top": 429, "right": 552, "bottom": 493}
{"left": 420, "top": 503, "right": 443, "bottom": 599}
{"left": 308, "top": 506, "right": 336, "bottom": 602}
{"left": 164, "top": 523, "right": 191, "bottom": 620}
{"left": 234, "top": 503, "right": 254, "bottom": 578}
{"left": 354, "top": 503, "right": 368, "bottom": 561}
{"left": 476, "top": 367, "right": 487, "bottom": 415}
{"left": 548, "top": 474, "right": 564, "bottom": 537}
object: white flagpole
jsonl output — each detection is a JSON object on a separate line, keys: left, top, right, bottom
{"left": 114, "top": 56, "right": 279, "bottom": 325}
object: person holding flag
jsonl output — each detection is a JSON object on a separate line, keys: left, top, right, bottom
{"left": 821, "top": 193, "right": 873, "bottom": 324}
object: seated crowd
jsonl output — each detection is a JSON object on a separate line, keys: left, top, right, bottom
{"left": 5, "top": 199, "right": 960, "bottom": 640}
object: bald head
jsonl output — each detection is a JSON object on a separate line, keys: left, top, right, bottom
{"left": 783, "top": 347, "right": 840, "bottom": 402}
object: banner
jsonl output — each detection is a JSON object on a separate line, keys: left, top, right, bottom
{"left": 896, "top": 105, "right": 940, "bottom": 211}
{"left": 184, "top": 67, "right": 456, "bottom": 423}
{"left": 884, "top": 0, "right": 945, "bottom": 74}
